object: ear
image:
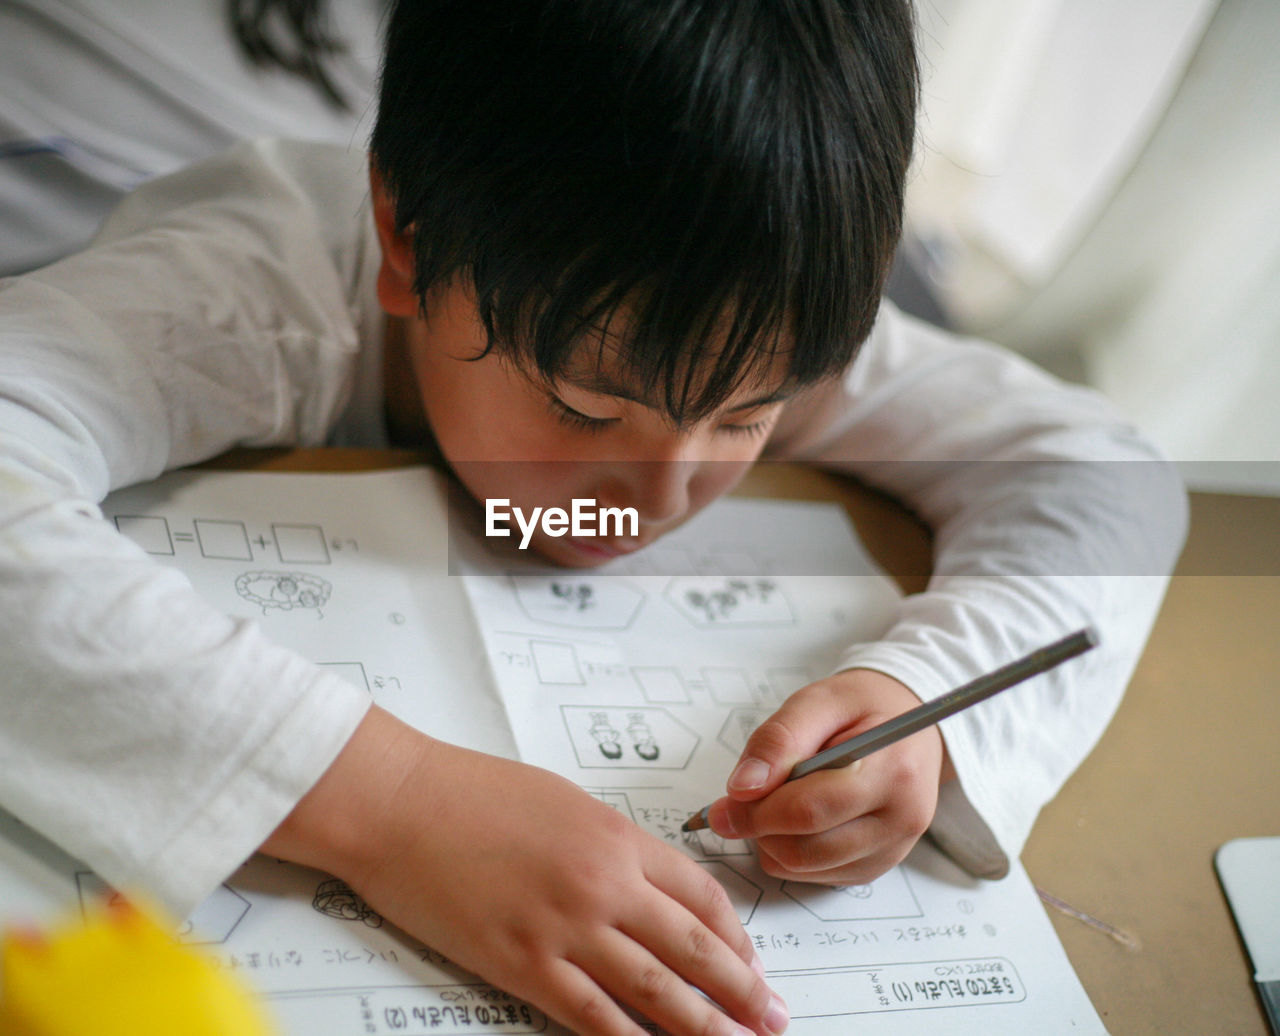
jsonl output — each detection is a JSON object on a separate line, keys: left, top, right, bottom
{"left": 369, "top": 160, "right": 420, "bottom": 317}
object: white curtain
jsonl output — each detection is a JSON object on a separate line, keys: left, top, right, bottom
{"left": 907, "top": 0, "right": 1280, "bottom": 468}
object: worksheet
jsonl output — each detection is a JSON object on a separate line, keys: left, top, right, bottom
{"left": 458, "top": 501, "right": 1106, "bottom": 1033}
{"left": 0, "top": 468, "right": 1105, "bottom": 1034}
{"left": 2, "top": 468, "right": 530, "bottom": 1036}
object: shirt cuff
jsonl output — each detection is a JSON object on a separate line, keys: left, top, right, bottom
{"left": 829, "top": 646, "right": 1018, "bottom": 880}
{"left": 121, "top": 665, "right": 372, "bottom": 920}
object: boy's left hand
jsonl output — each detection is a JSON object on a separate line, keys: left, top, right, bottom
{"left": 705, "top": 669, "right": 952, "bottom": 885}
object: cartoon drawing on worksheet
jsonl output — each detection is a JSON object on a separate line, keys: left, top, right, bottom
{"left": 626, "top": 712, "right": 661, "bottom": 760}
{"left": 511, "top": 575, "right": 645, "bottom": 629}
{"left": 235, "top": 571, "right": 331, "bottom": 615}
{"left": 588, "top": 711, "right": 624, "bottom": 759}
{"left": 312, "top": 878, "right": 384, "bottom": 929}
{"left": 563, "top": 706, "right": 699, "bottom": 769}
{"left": 665, "top": 576, "right": 794, "bottom": 627}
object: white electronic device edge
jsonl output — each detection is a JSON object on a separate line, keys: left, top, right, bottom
{"left": 1216, "top": 836, "right": 1280, "bottom": 1035}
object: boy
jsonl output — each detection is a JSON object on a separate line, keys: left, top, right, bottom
{"left": 0, "top": 2, "right": 1185, "bottom": 1034}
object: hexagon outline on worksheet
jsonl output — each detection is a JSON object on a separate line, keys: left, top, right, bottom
{"left": 717, "top": 707, "right": 773, "bottom": 756}
{"left": 509, "top": 574, "right": 646, "bottom": 630}
{"left": 561, "top": 705, "right": 700, "bottom": 769}
{"left": 698, "top": 860, "right": 764, "bottom": 925}
{"left": 585, "top": 789, "right": 638, "bottom": 822}
{"left": 75, "top": 871, "right": 251, "bottom": 944}
{"left": 781, "top": 865, "right": 923, "bottom": 921}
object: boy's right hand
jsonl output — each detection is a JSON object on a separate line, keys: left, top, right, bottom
{"left": 262, "top": 706, "right": 787, "bottom": 1036}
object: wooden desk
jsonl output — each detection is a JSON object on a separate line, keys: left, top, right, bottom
{"left": 1021, "top": 495, "right": 1280, "bottom": 1036}
{"left": 205, "top": 449, "right": 1280, "bottom": 1034}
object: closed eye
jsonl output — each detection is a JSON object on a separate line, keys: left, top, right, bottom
{"left": 717, "top": 420, "right": 772, "bottom": 439}
{"left": 548, "top": 394, "right": 617, "bottom": 434}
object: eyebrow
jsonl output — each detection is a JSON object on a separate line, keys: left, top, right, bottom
{"left": 558, "top": 371, "right": 794, "bottom": 412}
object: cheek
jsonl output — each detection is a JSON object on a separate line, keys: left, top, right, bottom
{"left": 689, "top": 429, "right": 772, "bottom": 500}
{"left": 688, "top": 456, "right": 755, "bottom": 509}
{"left": 418, "top": 360, "right": 565, "bottom": 463}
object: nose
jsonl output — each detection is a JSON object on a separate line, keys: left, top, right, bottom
{"left": 602, "top": 458, "right": 695, "bottom": 528}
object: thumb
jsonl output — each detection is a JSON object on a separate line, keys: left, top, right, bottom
{"left": 725, "top": 691, "right": 855, "bottom": 802}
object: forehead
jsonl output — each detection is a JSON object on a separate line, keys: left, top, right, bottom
{"left": 556, "top": 364, "right": 793, "bottom": 414}
{"left": 543, "top": 308, "right": 797, "bottom": 419}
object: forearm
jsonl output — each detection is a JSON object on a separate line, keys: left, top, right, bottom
{"left": 260, "top": 706, "right": 435, "bottom": 882}
{"left": 0, "top": 147, "right": 385, "bottom": 913}
{"left": 0, "top": 467, "right": 371, "bottom": 916}
{"left": 769, "top": 304, "right": 1188, "bottom": 871}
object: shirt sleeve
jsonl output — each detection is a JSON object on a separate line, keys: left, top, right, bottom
{"left": 766, "top": 302, "right": 1188, "bottom": 877}
{"left": 0, "top": 140, "right": 381, "bottom": 917}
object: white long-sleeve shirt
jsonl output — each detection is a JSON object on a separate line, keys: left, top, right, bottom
{"left": 0, "top": 140, "right": 1187, "bottom": 918}
{"left": 0, "top": 0, "right": 382, "bottom": 276}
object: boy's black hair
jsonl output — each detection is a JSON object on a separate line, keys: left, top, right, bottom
{"left": 371, "top": 0, "right": 918, "bottom": 423}
{"left": 227, "top": 0, "right": 352, "bottom": 110}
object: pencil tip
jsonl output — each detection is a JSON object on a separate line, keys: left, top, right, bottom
{"left": 682, "top": 808, "right": 709, "bottom": 833}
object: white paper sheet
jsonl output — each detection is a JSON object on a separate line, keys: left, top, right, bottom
{"left": 0, "top": 467, "right": 1105, "bottom": 1034}
{"left": 457, "top": 496, "right": 1106, "bottom": 1034}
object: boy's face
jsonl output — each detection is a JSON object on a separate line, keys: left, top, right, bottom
{"left": 396, "top": 284, "right": 788, "bottom": 567}
{"left": 372, "top": 171, "right": 790, "bottom": 567}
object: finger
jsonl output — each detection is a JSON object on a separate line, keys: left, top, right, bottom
{"left": 532, "top": 957, "right": 653, "bottom": 1036}
{"left": 755, "top": 813, "right": 888, "bottom": 875}
{"left": 757, "top": 840, "right": 915, "bottom": 886}
{"left": 619, "top": 894, "right": 777, "bottom": 1032}
{"left": 645, "top": 848, "right": 758, "bottom": 968}
{"left": 725, "top": 684, "right": 875, "bottom": 802}
{"left": 712, "top": 760, "right": 873, "bottom": 840}
{"left": 580, "top": 927, "right": 783, "bottom": 1036}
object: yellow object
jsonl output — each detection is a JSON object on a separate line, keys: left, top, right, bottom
{"left": 0, "top": 899, "right": 277, "bottom": 1036}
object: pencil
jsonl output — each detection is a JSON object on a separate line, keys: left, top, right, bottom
{"left": 681, "top": 626, "right": 1099, "bottom": 833}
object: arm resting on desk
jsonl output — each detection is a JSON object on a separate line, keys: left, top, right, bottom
{"left": 764, "top": 302, "right": 1188, "bottom": 878}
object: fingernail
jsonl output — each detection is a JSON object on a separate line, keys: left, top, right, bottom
{"left": 764, "top": 993, "right": 789, "bottom": 1034}
{"left": 713, "top": 802, "right": 739, "bottom": 839}
{"left": 728, "top": 757, "right": 770, "bottom": 792}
